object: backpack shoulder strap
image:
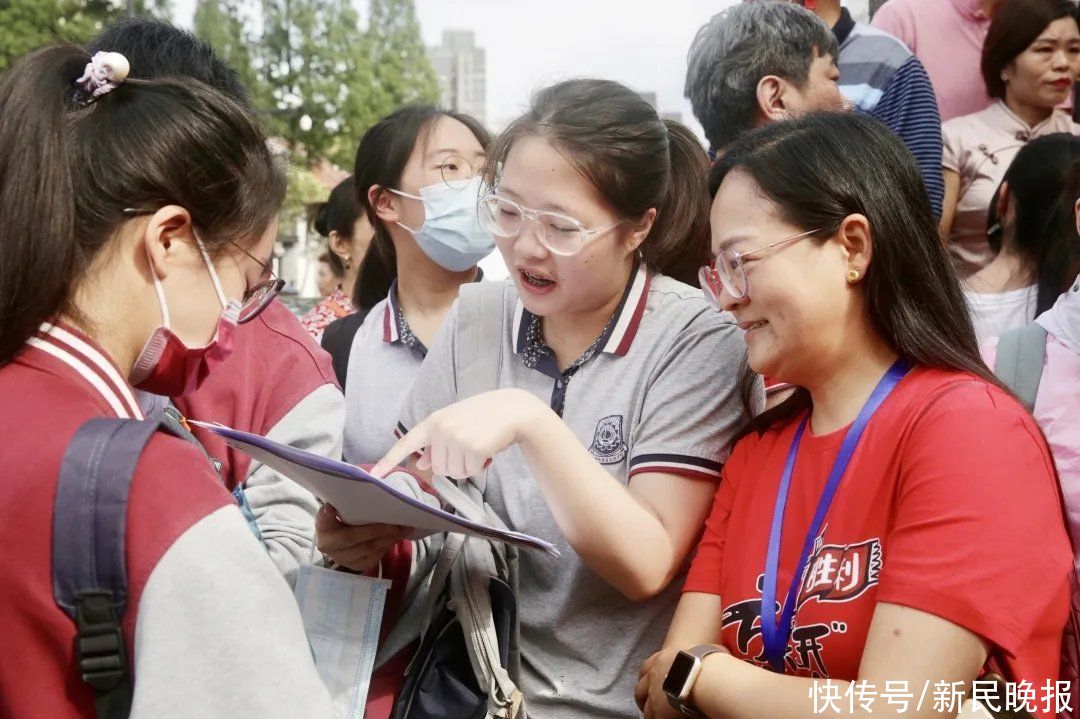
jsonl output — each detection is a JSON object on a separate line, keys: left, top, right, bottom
{"left": 52, "top": 414, "right": 174, "bottom": 719}
{"left": 449, "top": 283, "right": 525, "bottom": 716}
{"left": 454, "top": 282, "right": 508, "bottom": 497}
{"left": 455, "top": 282, "right": 507, "bottom": 402}
{"left": 993, "top": 322, "right": 1049, "bottom": 411}
{"left": 320, "top": 308, "right": 369, "bottom": 390}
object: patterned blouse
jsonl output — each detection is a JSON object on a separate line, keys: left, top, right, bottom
{"left": 300, "top": 287, "right": 355, "bottom": 341}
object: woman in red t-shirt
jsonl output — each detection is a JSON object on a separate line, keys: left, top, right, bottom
{"left": 636, "top": 112, "right": 1074, "bottom": 719}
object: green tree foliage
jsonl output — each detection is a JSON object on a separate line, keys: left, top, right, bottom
{"left": 192, "top": 0, "right": 262, "bottom": 101}
{"left": 0, "top": 0, "right": 167, "bottom": 71}
{"left": 1, "top": 0, "right": 441, "bottom": 166}
{"left": 254, "top": 0, "right": 440, "bottom": 166}
{"left": 366, "top": 0, "right": 439, "bottom": 112}
{"left": 259, "top": 0, "right": 383, "bottom": 166}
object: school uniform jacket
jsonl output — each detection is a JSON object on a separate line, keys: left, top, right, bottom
{"left": 0, "top": 322, "right": 335, "bottom": 718}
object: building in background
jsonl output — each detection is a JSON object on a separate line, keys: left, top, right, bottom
{"left": 427, "top": 30, "right": 487, "bottom": 125}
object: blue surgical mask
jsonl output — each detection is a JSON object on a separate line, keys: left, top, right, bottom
{"left": 389, "top": 176, "right": 495, "bottom": 272}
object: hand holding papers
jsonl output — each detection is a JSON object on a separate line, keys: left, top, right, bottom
{"left": 190, "top": 421, "right": 558, "bottom": 556}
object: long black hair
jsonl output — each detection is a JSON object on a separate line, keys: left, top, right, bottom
{"left": 0, "top": 45, "right": 284, "bottom": 365}
{"left": 352, "top": 105, "right": 490, "bottom": 313}
{"left": 483, "top": 79, "right": 711, "bottom": 286}
{"left": 987, "top": 134, "right": 1080, "bottom": 314}
{"left": 711, "top": 112, "right": 1009, "bottom": 430}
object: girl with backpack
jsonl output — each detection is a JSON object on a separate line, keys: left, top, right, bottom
{"left": 327, "top": 78, "right": 761, "bottom": 718}
{"left": 0, "top": 47, "right": 334, "bottom": 717}
{"left": 634, "top": 112, "right": 1072, "bottom": 719}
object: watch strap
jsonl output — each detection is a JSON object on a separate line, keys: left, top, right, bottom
{"left": 666, "top": 645, "right": 727, "bottom": 717}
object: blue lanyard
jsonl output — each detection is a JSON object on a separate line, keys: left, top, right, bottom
{"left": 759, "top": 360, "right": 911, "bottom": 673}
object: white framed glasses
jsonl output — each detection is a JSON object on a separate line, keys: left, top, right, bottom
{"left": 478, "top": 193, "right": 624, "bottom": 256}
{"left": 700, "top": 228, "right": 823, "bottom": 309}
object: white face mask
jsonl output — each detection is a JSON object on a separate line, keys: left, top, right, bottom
{"left": 1037, "top": 273, "right": 1080, "bottom": 353}
{"left": 389, "top": 176, "right": 495, "bottom": 272}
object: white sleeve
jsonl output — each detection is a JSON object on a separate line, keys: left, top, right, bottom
{"left": 245, "top": 382, "right": 345, "bottom": 585}
{"left": 131, "top": 505, "right": 339, "bottom": 719}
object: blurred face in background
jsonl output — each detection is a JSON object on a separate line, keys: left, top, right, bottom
{"left": 1004, "top": 16, "right": 1080, "bottom": 112}
{"left": 316, "top": 258, "right": 339, "bottom": 297}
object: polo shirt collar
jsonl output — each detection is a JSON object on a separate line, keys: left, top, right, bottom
{"left": 512, "top": 261, "right": 651, "bottom": 358}
{"left": 832, "top": 7, "right": 856, "bottom": 47}
{"left": 382, "top": 269, "right": 486, "bottom": 354}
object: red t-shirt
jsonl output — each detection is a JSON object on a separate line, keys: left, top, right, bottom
{"left": 685, "top": 368, "right": 1071, "bottom": 708}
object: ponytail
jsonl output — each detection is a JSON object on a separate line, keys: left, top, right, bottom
{"left": 354, "top": 218, "right": 397, "bottom": 312}
{"left": 0, "top": 46, "right": 83, "bottom": 364}
{"left": 643, "top": 120, "right": 711, "bottom": 286}
{"left": 0, "top": 44, "right": 284, "bottom": 366}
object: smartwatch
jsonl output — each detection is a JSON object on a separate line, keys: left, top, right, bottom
{"left": 662, "top": 644, "right": 727, "bottom": 717}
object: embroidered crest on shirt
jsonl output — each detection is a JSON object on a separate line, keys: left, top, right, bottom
{"left": 588, "top": 414, "right": 628, "bottom": 464}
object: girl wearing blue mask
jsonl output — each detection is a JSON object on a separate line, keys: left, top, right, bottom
{"left": 327, "top": 104, "right": 492, "bottom": 467}
{"left": 316, "top": 105, "right": 491, "bottom": 717}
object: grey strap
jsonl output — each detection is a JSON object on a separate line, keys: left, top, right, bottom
{"left": 454, "top": 282, "right": 508, "bottom": 494}
{"left": 993, "top": 323, "right": 1048, "bottom": 411}
{"left": 424, "top": 281, "right": 522, "bottom": 717}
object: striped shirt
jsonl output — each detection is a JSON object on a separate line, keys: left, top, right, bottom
{"left": 834, "top": 9, "right": 945, "bottom": 217}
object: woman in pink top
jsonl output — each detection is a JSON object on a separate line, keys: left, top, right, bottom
{"left": 940, "top": 0, "right": 1080, "bottom": 277}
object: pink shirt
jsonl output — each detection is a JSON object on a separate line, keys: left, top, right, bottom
{"left": 872, "top": 0, "right": 992, "bottom": 121}
{"left": 982, "top": 280, "right": 1080, "bottom": 557}
{"left": 943, "top": 102, "right": 1080, "bottom": 276}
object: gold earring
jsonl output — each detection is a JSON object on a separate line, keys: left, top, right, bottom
{"left": 846, "top": 268, "right": 861, "bottom": 283}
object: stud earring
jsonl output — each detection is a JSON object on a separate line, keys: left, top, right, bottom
{"left": 846, "top": 268, "right": 861, "bottom": 283}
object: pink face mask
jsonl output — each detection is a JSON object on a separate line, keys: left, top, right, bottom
{"left": 129, "top": 236, "right": 242, "bottom": 397}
